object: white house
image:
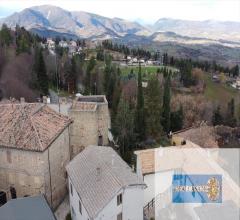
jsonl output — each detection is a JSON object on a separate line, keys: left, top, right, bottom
{"left": 59, "top": 40, "right": 68, "bottom": 48}
{"left": 134, "top": 142, "right": 240, "bottom": 220}
{"left": 46, "top": 38, "right": 55, "bottom": 50}
{"left": 66, "top": 146, "right": 146, "bottom": 220}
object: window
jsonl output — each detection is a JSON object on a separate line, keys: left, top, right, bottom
{"left": 10, "top": 187, "right": 16, "bottom": 199}
{"left": 117, "top": 212, "right": 122, "bottom": 220}
{"left": 70, "top": 183, "right": 73, "bottom": 196}
{"left": 71, "top": 206, "right": 76, "bottom": 216}
{"left": 117, "top": 193, "right": 122, "bottom": 206}
{"left": 98, "top": 135, "right": 103, "bottom": 146}
{"left": 79, "top": 200, "right": 82, "bottom": 214}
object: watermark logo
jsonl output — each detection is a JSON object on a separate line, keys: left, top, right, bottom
{"left": 172, "top": 174, "right": 222, "bottom": 203}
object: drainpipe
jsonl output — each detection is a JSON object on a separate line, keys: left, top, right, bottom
{"left": 48, "top": 148, "right": 53, "bottom": 207}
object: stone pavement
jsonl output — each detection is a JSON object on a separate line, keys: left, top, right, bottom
{"left": 55, "top": 196, "right": 70, "bottom": 220}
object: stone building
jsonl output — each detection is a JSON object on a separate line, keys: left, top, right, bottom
{"left": 0, "top": 103, "right": 72, "bottom": 209}
{"left": 69, "top": 95, "right": 110, "bottom": 157}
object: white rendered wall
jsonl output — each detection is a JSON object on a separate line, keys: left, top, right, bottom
{"left": 68, "top": 178, "right": 90, "bottom": 220}
{"left": 68, "top": 179, "right": 144, "bottom": 220}
{"left": 143, "top": 171, "right": 173, "bottom": 205}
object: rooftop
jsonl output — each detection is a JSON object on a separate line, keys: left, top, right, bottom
{"left": 134, "top": 142, "right": 240, "bottom": 207}
{"left": 71, "top": 95, "right": 108, "bottom": 111}
{"left": 0, "top": 103, "right": 72, "bottom": 152}
{"left": 173, "top": 125, "right": 219, "bottom": 148}
{"left": 66, "top": 146, "right": 145, "bottom": 218}
{"left": 77, "top": 95, "right": 107, "bottom": 103}
{"left": 0, "top": 195, "right": 56, "bottom": 220}
{"left": 71, "top": 102, "right": 97, "bottom": 111}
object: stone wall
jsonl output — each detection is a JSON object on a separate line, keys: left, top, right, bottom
{"left": 0, "top": 127, "right": 70, "bottom": 209}
{"left": 69, "top": 102, "right": 110, "bottom": 158}
{"left": 0, "top": 147, "right": 46, "bottom": 200}
{"left": 97, "top": 103, "right": 110, "bottom": 146}
{"left": 44, "top": 127, "right": 70, "bottom": 209}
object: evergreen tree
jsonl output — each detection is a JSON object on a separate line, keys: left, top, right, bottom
{"left": 162, "top": 73, "right": 171, "bottom": 132}
{"left": 0, "top": 24, "right": 12, "bottom": 46}
{"left": 179, "top": 60, "right": 193, "bottom": 87}
{"left": 112, "top": 94, "right": 135, "bottom": 156}
{"left": 103, "top": 55, "right": 118, "bottom": 108}
{"left": 212, "top": 105, "right": 223, "bottom": 126}
{"left": 112, "top": 68, "right": 122, "bottom": 120}
{"left": 34, "top": 47, "right": 49, "bottom": 95}
{"left": 145, "top": 75, "right": 163, "bottom": 138}
{"left": 65, "top": 57, "right": 77, "bottom": 93}
{"left": 226, "top": 98, "right": 237, "bottom": 127}
{"left": 85, "top": 56, "right": 96, "bottom": 94}
{"left": 135, "top": 64, "right": 145, "bottom": 140}
{"left": 170, "top": 105, "right": 183, "bottom": 132}
{"left": 15, "top": 27, "right": 32, "bottom": 54}
{"left": 231, "top": 65, "right": 239, "bottom": 77}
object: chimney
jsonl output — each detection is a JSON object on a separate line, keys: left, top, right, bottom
{"left": 42, "top": 96, "right": 48, "bottom": 104}
{"left": 20, "top": 97, "right": 25, "bottom": 103}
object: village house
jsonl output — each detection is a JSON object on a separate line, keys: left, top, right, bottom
{"left": 134, "top": 142, "right": 240, "bottom": 220}
{"left": 69, "top": 95, "right": 110, "bottom": 157}
{"left": 66, "top": 146, "right": 146, "bottom": 220}
{"left": 59, "top": 40, "right": 68, "bottom": 48}
{"left": 46, "top": 38, "right": 55, "bottom": 50}
{"left": 0, "top": 102, "right": 72, "bottom": 209}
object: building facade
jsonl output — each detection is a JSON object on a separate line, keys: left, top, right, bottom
{"left": 0, "top": 103, "right": 72, "bottom": 209}
{"left": 66, "top": 146, "right": 146, "bottom": 220}
{"left": 69, "top": 96, "right": 110, "bottom": 157}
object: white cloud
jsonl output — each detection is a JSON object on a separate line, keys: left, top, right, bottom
{"left": 0, "top": 0, "right": 239, "bottom": 23}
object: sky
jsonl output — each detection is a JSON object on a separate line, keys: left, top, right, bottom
{"left": 0, "top": 0, "right": 240, "bottom": 24}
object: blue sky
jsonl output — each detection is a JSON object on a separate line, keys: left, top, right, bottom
{"left": 0, "top": 0, "right": 240, "bottom": 23}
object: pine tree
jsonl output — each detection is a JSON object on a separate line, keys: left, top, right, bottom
{"left": 0, "top": 24, "right": 12, "bottom": 46}
{"left": 145, "top": 75, "right": 163, "bottom": 138}
{"left": 112, "top": 95, "right": 135, "bottom": 156}
{"left": 85, "top": 56, "right": 95, "bottom": 94}
{"left": 135, "top": 64, "right": 145, "bottom": 140}
{"left": 170, "top": 105, "right": 183, "bottom": 132}
{"left": 37, "top": 49, "right": 48, "bottom": 95}
{"left": 65, "top": 57, "right": 77, "bottom": 93}
{"left": 112, "top": 68, "right": 122, "bottom": 120}
{"left": 103, "top": 55, "right": 118, "bottom": 108}
{"left": 226, "top": 98, "right": 237, "bottom": 127}
{"left": 162, "top": 73, "right": 171, "bottom": 132}
{"left": 212, "top": 105, "right": 223, "bottom": 126}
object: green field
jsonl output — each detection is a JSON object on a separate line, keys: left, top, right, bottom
{"left": 119, "top": 65, "right": 178, "bottom": 76}
{"left": 203, "top": 74, "right": 239, "bottom": 104}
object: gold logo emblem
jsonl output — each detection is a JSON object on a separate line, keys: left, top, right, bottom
{"left": 207, "top": 177, "right": 220, "bottom": 201}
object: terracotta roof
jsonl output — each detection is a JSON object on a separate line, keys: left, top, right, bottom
{"left": 173, "top": 125, "right": 219, "bottom": 148}
{"left": 0, "top": 103, "right": 72, "bottom": 152}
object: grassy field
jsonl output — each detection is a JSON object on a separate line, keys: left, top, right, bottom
{"left": 203, "top": 74, "right": 239, "bottom": 105}
{"left": 119, "top": 65, "right": 178, "bottom": 76}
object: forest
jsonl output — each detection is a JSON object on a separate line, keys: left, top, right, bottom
{"left": 0, "top": 25, "right": 239, "bottom": 160}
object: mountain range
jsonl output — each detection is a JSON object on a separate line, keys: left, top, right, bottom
{"left": 1, "top": 5, "right": 240, "bottom": 65}
{"left": 1, "top": 5, "right": 240, "bottom": 42}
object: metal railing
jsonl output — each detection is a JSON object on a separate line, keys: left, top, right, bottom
{"left": 144, "top": 187, "right": 172, "bottom": 217}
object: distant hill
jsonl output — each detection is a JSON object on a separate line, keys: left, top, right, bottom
{"left": 1, "top": 5, "right": 240, "bottom": 66}
{"left": 0, "top": 5, "right": 149, "bottom": 40}
{"left": 152, "top": 18, "right": 240, "bottom": 42}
